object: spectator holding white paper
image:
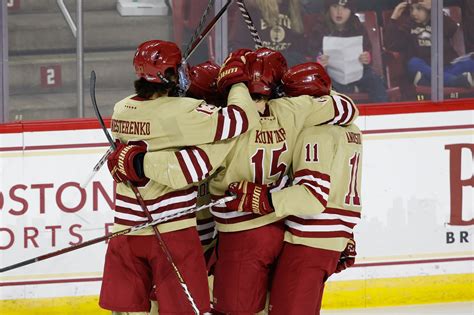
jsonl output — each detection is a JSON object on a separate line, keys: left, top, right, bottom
{"left": 309, "top": 0, "right": 388, "bottom": 103}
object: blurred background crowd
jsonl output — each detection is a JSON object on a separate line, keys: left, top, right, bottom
{"left": 3, "top": 0, "right": 473, "bottom": 121}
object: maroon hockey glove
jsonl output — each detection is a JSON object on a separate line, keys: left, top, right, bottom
{"left": 335, "top": 239, "right": 357, "bottom": 273}
{"left": 107, "top": 140, "right": 147, "bottom": 184}
{"left": 216, "top": 49, "right": 252, "bottom": 94}
{"left": 226, "top": 181, "right": 274, "bottom": 215}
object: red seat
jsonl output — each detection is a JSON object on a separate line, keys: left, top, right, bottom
{"left": 352, "top": 11, "right": 400, "bottom": 102}
{"left": 382, "top": 7, "right": 473, "bottom": 101}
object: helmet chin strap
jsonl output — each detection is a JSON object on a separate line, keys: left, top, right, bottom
{"left": 157, "top": 72, "right": 170, "bottom": 84}
{"left": 177, "top": 60, "right": 191, "bottom": 96}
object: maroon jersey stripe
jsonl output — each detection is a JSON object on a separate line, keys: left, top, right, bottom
{"left": 324, "top": 207, "right": 361, "bottom": 218}
{"left": 288, "top": 216, "right": 356, "bottom": 228}
{"left": 230, "top": 105, "right": 249, "bottom": 133}
{"left": 227, "top": 106, "right": 237, "bottom": 138}
{"left": 115, "top": 213, "right": 195, "bottom": 226}
{"left": 198, "top": 227, "right": 215, "bottom": 236}
{"left": 175, "top": 151, "right": 193, "bottom": 184}
{"left": 338, "top": 97, "right": 350, "bottom": 125}
{"left": 187, "top": 148, "right": 204, "bottom": 180}
{"left": 303, "top": 185, "right": 328, "bottom": 207}
{"left": 194, "top": 146, "right": 213, "bottom": 176}
{"left": 214, "top": 113, "right": 225, "bottom": 141}
{"left": 148, "top": 198, "right": 197, "bottom": 214}
{"left": 116, "top": 187, "right": 196, "bottom": 205}
{"left": 330, "top": 95, "right": 341, "bottom": 124}
{"left": 294, "top": 169, "right": 331, "bottom": 182}
{"left": 115, "top": 198, "right": 197, "bottom": 216}
{"left": 211, "top": 194, "right": 226, "bottom": 200}
{"left": 115, "top": 205, "right": 147, "bottom": 217}
{"left": 287, "top": 227, "right": 353, "bottom": 239}
{"left": 339, "top": 94, "right": 356, "bottom": 124}
{"left": 115, "top": 217, "right": 148, "bottom": 226}
{"left": 212, "top": 212, "right": 261, "bottom": 224}
{"left": 298, "top": 178, "right": 330, "bottom": 195}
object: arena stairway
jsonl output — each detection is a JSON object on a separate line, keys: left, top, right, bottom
{"left": 7, "top": 0, "right": 172, "bottom": 121}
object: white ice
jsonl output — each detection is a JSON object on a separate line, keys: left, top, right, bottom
{"left": 321, "top": 302, "right": 474, "bottom": 315}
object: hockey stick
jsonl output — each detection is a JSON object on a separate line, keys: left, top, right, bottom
{"left": 81, "top": 0, "right": 235, "bottom": 188}
{"left": 80, "top": 146, "right": 113, "bottom": 188}
{"left": 0, "top": 196, "right": 234, "bottom": 274}
{"left": 91, "top": 72, "right": 200, "bottom": 314}
{"left": 184, "top": 0, "right": 234, "bottom": 60}
{"left": 183, "top": 0, "right": 216, "bottom": 59}
{"left": 236, "top": 0, "right": 263, "bottom": 48}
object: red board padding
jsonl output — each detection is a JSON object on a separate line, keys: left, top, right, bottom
{"left": 357, "top": 98, "right": 474, "bottom": 116}
{"left": 0, "top": 117, "right": 112, "bottom": 134}
{"left": 0, "top": 98, "right": 473, "bottom": 134}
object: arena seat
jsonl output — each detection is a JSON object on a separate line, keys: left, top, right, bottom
{"left": 353, "top": 11, "right": 401, "bottom": 102}
{"left": 382, "top": 7, "right": 473, "bottom": 101}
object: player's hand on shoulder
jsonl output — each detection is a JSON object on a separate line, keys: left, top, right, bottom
{"left": 107, "top": 140, "right": 147, "bottom": 185}
{"left": 335, "top": 238, "right": 357, "bottom": 273}
{"left": 226, "top": 181, "right": 274, "bottom": 215}
{"left": 217, "top": 48, "right": 252, "bottom": 94}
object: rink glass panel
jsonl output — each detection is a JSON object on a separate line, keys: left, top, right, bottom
{"left": 2, "top": 0, "right": 474, "bottom": 121}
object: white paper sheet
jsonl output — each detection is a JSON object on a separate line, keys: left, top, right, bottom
{"left": 323, "top": 36, "right": 364, "bottom": 85}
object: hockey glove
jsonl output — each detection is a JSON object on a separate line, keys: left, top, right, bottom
{"left": 107, "top": 140, "right": 146, "bottom": 184}
{"left": 226, "top": 181, "right": 274, "bottom": 215}
{"left": 216, "top": 48, "right": 252, "bottom": 94}
{"left": 335, "top": 238, "right": 357, "bottom": 273}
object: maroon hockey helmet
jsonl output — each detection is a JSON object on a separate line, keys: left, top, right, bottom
{"left": 133, "top": 40, "right": 182, "bottom": 83}
{"left": 187, "top": 61, "right": 221, "bottom": 102}
{"left": 282, "top": 62, "right": 332, "bottom": 97}
{"left": 246, "top": 48, "right": 288, "bottom": 96}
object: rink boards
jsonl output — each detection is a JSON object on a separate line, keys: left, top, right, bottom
{"left": 0, "top": 103, "right": 473, "bottom": 313}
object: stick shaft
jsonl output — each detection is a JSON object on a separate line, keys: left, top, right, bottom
{"left": 80, "top": 147, "right": 114, "bottom": 188}
{"left": 185, "top": 0, "right": 234, "bottom": 60}
{"left": 90, "top": 72, "right": 200, "bottom": 314}
{"left": 82, "top": 0, "right": 234, "bottom": 186}
{"left": 0, "top": 197, "right": 234, "bottom": 274}
{"left": 183, "top": 0, "right": 216, "bottom": 58}
{"left": 237, "top": 0, "right": 263, "bottom": 48}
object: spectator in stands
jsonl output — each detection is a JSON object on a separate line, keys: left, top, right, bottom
{"left": 385, "top": 0, "right": 474, "bottom": 88}
{"left": 460, "top": 0, "right": 474, "bottom": 52}
{"left": 443, "top": 0, "right": 474, "bottom": 52}
{"left": 304, "top": 1, "right": 401, "bottom": 25}
{"left": 228, "top": 0, "right": 307, "bottom": 66}
{"left": 308, "top": 0, "right": 388, "bottom": 103}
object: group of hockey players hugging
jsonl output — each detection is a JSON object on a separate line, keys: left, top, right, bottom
{"left": 100, "top": 38, "right": 363, "bottom": 315}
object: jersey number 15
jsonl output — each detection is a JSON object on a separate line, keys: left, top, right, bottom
{"left": 251, "top": 143, "right": 288, "bottom": 184}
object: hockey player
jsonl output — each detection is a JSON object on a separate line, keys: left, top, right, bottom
{"left": 126, "top": 49, "right": 360, "bottom": 314}
{"left": 186, "top": 60, "right": 223, "bottom": 106}
{"left": 101, "top": 40, "right": 259, "bottom": 314}
{"left": 210, "top": 50, "right": 359, "bottom": 315}
{"left": 228, "top": 62, "right": 363, "bottom": 314}
{"left": 186, "top": 60, "right": 222, "bottom": 264}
